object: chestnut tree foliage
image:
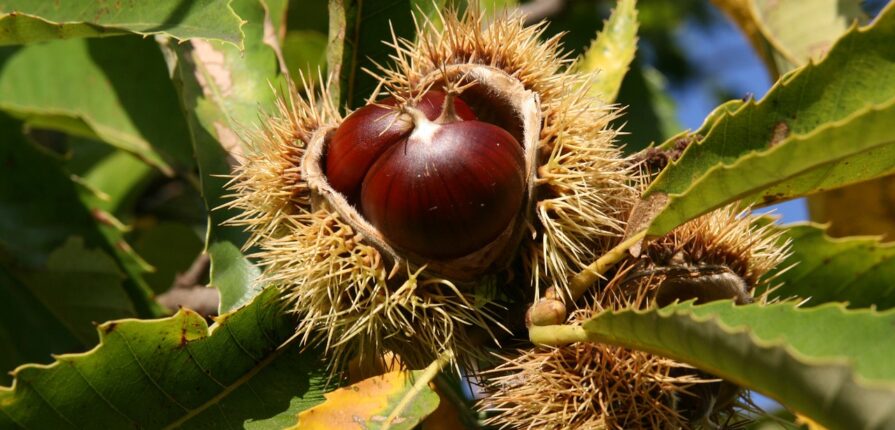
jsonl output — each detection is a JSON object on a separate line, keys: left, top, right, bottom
{"left": 1, "top": 0, "right": 894, "bottom": 429}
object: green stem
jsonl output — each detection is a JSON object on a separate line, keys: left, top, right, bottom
{"left": 568, "top": 230, "right": 647, "bottom": 301}
{"left": 528, "top": 324, "right": 589, "bottom": 346}
{"left": 381, "top": 350, "right": 454, "bottom": 430}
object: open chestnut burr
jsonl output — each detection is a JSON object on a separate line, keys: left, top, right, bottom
{"left": 304, "top": 66, "right": 541, "bottom": 281}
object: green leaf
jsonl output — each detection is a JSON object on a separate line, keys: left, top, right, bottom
{"left": 74, "top": 146, "right": 157, "bottom": 214}
{"left": 532, "top": 301, "right": 895, "bottom": 429}
{"left": 282, "top": 30, "right": 327, "bottom": 88}
{"left": 656, "top": 99, "right": 744, "bottom": 150}
{"left": 0, "top": 267, "right": 80, "bottom": 387}
{"left": 0, "top": 37, "right": 194, "bottom": 176}
{"left": 0, "top": 117, "right": 157, "bottom": 382}
{"left": 762, "top": 223, "right": 895, "bottom": 310}
{"left": 291, "top": 370, "right": 440, "bottom": 430}
{"left": 133, "top": 222, "right": 206, "bottom": 295}
{"left": 327, "top": 0, "right": 416, "bottom": 110}
{"left": 0, "top": 239, "right": 136, "bottom": 385}
{"left": 160, "top": 0, "right": 283, "bottom": 312}
{"left": 0, "top": 115, "right": 155, "bottom": 311}
{"left": 576, "top": 0, "right": 638, "bottom": 103}
{"left": 12, "top": 238, "right": 136, "bottom": 346}
{"left": 749, "top": 0, "right": 865, "bottom": 75}
{"left": 0, "top": 0, "right": 244, "bottom": 47}
{"left": 0, "top": 287, "right": 333, "bottom": 429}
{"left": 631, "top": 3, "right": 895, "bottom": 237}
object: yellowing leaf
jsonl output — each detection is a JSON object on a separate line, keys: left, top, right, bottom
{"left": 712, "top": 0, "right": 864, "bottom": 77}
{"left": 749, "top": 0, "right": 865, "bottom": 74}
{"left": 293, "top": 370, "right": 440, "bottom": 430}
{"left": 576, "top": 0, "right": 638, "bottom": 103}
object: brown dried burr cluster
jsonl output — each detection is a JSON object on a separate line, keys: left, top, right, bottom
{"left": 226, "top": 7, "right": 790, "bottom": 429}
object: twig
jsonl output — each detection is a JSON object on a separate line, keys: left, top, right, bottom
{"left": 382, "top": 350, "right": 454, "bottom": 430}
{"left": 529, "top": 324, "right": 588, "bottom": 346}
{"left": 157, "top": 253, "right": 219, "bottom": 316}
{"left": 517, "top": 0, "right": 567, "bottom": 25}
{"left": 568, "top": 230, "right": 647, "bottom": 302}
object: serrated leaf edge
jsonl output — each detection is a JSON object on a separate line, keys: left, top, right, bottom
{"left": 591, "top": 300, "right": 895, "bottom": 390}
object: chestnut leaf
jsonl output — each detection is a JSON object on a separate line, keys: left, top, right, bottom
{"left": 761, "top": 223, "right": 895, "bottom": 310}
{"left": 327, "top": 0, "right": 416, "bottom": 111}
{"left": 0, "top": 0, "right": 244, "bottom": 48}
{"left": 576, "top": 0, "right": 639, "bottom": 104}
{"left": 160, "top": 0, "right": 288, "bottom": 312}
{"left": 0, "top": 37, "right": 195, "bottom": 176}
{"left": 0, "top": 287, "right": 335, "bottom": 429}
{"left": 629, "top": 1, "right": 895, "bottom": 238}
{"left": 530, "top": 301, "right": 895, "bottom": 429}
{"left": 0, "top": 122, "right": 159, "bottom": 385}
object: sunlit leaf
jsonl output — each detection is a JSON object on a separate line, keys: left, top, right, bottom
{"left": 629, "top": 3, "right": 895, "bottom": 237}
{"left": 531, "top": 301, "right": 895, "bottom": 429}
{"left": 576, "top": 0, "right": 638, "bottom": 103}
{"left": 291, "top": 370, "right": 439, "bottom": 430}
{"left": 0, "top": 288, "right": 334, "bottom": 428}
{"left": 0, "top": 37, "right": 194, "bottom": 175}
{"left": 160, "top": 0, "right": 286, "bottom": 312}
{"left": 0, "top": 0, "right": 244, "bottom": 47}
{"left": 749, "top": 0, "right": 865, "bottom": 74}
{"left": 763, "top": 223, "right": 895, "bottom": 310}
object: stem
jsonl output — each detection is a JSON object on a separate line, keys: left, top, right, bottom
{"left": 435, "top": 91, "right": 461, "bottom": 124}
{"left": 529, "top": 324, "right": 589, "bottom": 346}
{"left": 381, "top": 350, "right": 454, "bottom": 430}
{"left": 568, "top": 230, "right": 647, "bottom": 301}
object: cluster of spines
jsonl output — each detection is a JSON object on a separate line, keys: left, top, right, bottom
{"left": 640, "top": 206, "right": 790, "bottom": 288}
{"left": 372, "top": 8, "right": 639, "bottom": 302}
{"left": 223, "top": 74, "right": 339, "bottom": 249}
{"left": 479, "top": 205, "right": 791, "bottom": 429}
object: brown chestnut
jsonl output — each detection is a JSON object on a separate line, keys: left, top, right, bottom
{"left": 325, "top": 91, "right": 475, "bottom": 203}
{"left": 360, "top": 103, "right": 525, "bottom": 259}
{"left": 324, "top": 90, "right": 525, "bottom": 260}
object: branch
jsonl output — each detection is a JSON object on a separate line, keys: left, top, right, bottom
{"left": 157, "top": 253, "right": 219, "bottom": 316}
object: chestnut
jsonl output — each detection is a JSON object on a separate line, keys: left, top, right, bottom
{"left": 325, "top": 90, "right": 525, "bottom": 260}
{"left": 325, "top": 91, "right": 476, "bottom": 203}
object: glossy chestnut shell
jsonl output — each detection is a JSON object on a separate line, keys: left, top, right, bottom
{"left": 360, "top": 115, "right": 525, "bottom": 259}
{"left": 305, "top": 65, "right": 541, "bottom": 280}
{"left": 325, "top": 91, "right": 476, "bottom": 203}
{"left": 324, "top": 90, "right": 525, "bottom": 260}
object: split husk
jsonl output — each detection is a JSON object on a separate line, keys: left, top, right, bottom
{"left": 227, "top": 8, "right": 637, "bottom": 369}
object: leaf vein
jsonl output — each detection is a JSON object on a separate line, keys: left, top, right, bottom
{"left": 114, "top": 331, "right": 190, "bottom": 412}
